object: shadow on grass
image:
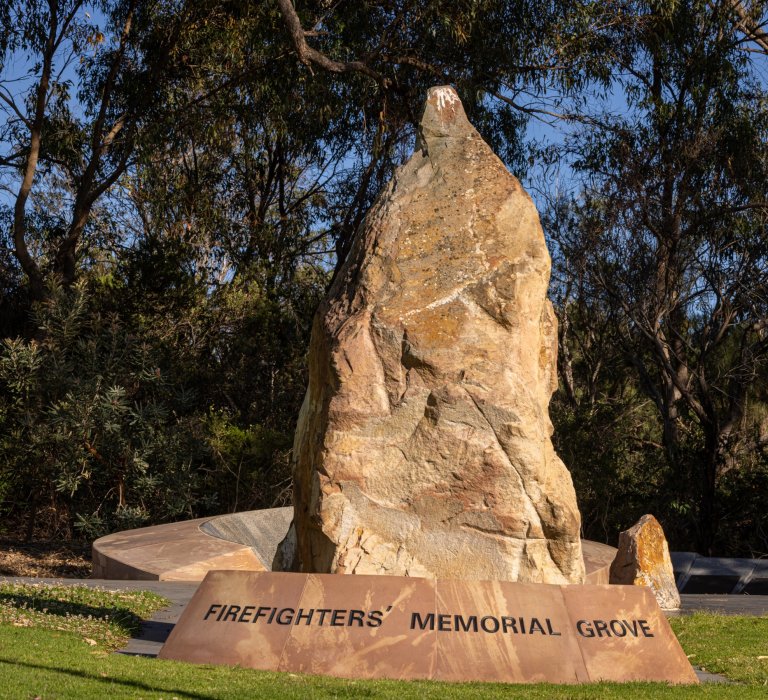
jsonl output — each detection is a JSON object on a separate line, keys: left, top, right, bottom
{"left": 0, "top": 657, "right": 215, "bottom": 699}
{"left": 0, "top": 657, "right": 383, "bottom": 699}
{"left": 0, "top": 592, "right": 145, "bottom": 635}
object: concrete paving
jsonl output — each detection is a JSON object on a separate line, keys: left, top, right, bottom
{"left": 672, "top": 593, "right": 768, "bottom": 616}
{"left": 672, "top": 552, "right": 768, "bottom": 594}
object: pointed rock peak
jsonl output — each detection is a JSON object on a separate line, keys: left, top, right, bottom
{"left": 275, "top": 79, "right": 586, "bottom": 584}
{"left": 418, "top": 85, "right": 477, "bottom": 148}
{"left": 425, "top": 85, "right": 464, "bottom": 119}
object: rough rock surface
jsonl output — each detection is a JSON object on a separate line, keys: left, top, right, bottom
{"left": 274, "top": 86, "right": 584, "bottom": 583}
{"left": 609, "top": 514, "right": 681, "bottom": 610}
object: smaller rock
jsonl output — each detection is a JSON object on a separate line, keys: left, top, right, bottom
{"left": 609, "top": 514, "right": 681, "bottom": 610}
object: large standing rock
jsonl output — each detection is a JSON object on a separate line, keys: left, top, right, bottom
{"left": 275, "top": 86, "right": 584, "bottom": 584}
{"left": 609, "top": 515, "right": 681, "bottom": 610}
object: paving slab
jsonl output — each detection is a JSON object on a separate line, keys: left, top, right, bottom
{"left": 672, "top": 552, "right": 768, "bottom": 594}
{"left": 674, "top": 593, "right": 768, "bottom": 616}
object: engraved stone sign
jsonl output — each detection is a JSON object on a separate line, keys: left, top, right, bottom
{"left": 158, "top": 571, "right": 698, "bottom": 684}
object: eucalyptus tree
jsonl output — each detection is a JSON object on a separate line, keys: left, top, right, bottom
{"left": 554, "top": 0, "right": 768, "bottom": 553}
{"left": 0, "top": 0, "right": 199, "bottom": 302}
{"left": 113, "top": 0, "right": 619, "bottom": 432}
{"left": 268, "top": 0, "right": 618, "bottom": 267}
{"left": 0, "top": 0, "right": 618, "bottom": 299}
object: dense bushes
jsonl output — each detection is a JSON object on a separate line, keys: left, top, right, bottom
{"left": 0, "top": 270, "right": 321, "bottom": 541}
{"left": 557, "top": 400, "right": 768, "bottom": 557}
{"left": 0, "top": 281, "right": 201, "bottom": 538}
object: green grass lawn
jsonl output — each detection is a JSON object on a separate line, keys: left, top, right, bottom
{"left": 0, "top": 583, "right": 765, "bottom": 699}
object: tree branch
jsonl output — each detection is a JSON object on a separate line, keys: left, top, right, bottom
{"left": 0, "top": 87, "right": 32, "bottom": 127}
{"left": 11, "top": 1, "right": 62, "bottom": 299}
{"left": 729, "top": 0, "right": 768, "bottom": 54}
{"left": 276, "top": 0, "right": 385, "bottom": 84}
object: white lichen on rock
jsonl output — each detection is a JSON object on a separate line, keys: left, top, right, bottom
{"left": 432, "top": 85, "right": 460, "bottom": 112}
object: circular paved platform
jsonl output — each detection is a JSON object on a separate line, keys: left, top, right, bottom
{"left": 92, "top": 508, "right": 616, "bottom": 583}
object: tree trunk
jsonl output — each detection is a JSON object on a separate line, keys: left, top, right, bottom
{"left": 697, "top": 424, "right": 721, "bottom": 555}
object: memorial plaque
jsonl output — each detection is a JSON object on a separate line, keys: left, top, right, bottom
{"left": 433, "top": 579, "right": 588, "bottom": 684}
{"left": 158, "top": 571, "right": 698, "bottom": 685}
{"left": 560, "top": 584, "right": 696, "bottom": 683}
{"left": 157, "top": 570, "right": 306, "bottom": 667}
{"left": 278, "top": 573, "right": 436, "bottom": 679}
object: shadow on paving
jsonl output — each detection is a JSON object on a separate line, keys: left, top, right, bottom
{"left": 0, "top": 657, "right": 215, "bottom": 700}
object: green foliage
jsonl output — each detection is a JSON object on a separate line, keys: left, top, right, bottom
{"left": 205, "top": 411, "right": 293, "bottom": 512}
{"left": 715, "top": 449, "right": 768, "bottom": 557}
{"left": 0, "top": 0, "right": 766, "bottom": 558}
{"left": 547, "top": 0, "right": 768, "bottom": 555}
{"left": 552, "top": 394, "right": 670, "bottom": 546}
{"left": 0, "top": 280, "right": 208, "bottom": 538}
{"left": 0, "top": 263, "right": 319, "bottom": 539}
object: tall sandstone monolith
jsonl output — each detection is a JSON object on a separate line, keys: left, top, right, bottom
{"left": 274, "top": 86, "right": 585, "bottom": 583}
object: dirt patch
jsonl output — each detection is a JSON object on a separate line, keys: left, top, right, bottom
{"left": 0, "top": 540, "right": 91, "bottom": 578}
